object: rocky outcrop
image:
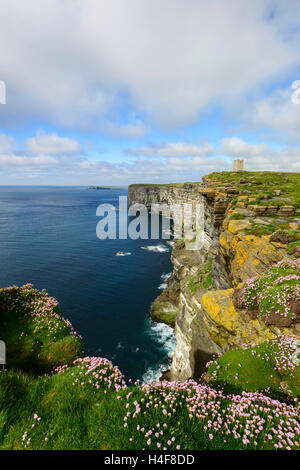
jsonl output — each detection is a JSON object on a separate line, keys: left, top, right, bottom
{"left": 219, "top": 216, "right": 287, "bottom": 286}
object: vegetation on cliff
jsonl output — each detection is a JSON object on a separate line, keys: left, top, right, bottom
{"left": 139, "top": 172, "right": 299, "bottom": 412}
{"left": 0, "top": 284, "right": 83, "bottom": 373}
{"left": 205, "top": 259, "right": 300, "bottom": 400}
{"left": 235, "top": 259, "right": 300, "bottom": 328}
{"left": 186, "top": 259, "right": 213, "bottom": 294}
{"left": 205, "top": 171, "right": 300, "bottom": 212}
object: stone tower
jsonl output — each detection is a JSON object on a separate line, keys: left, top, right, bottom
{"left": 233, "top": 159, "right": 244, "bottom": 172}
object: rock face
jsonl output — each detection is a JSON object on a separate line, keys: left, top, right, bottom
{"left": 219, "top": 217, "right": 287, "bottom": 286}
{"left": 164, "top": 243, "right": 230, "bottom": 381}
{"left": 128, "top": 183, "right": 203, "bottom": 208}
{"left": 128, "top": 173, "right": 300, "bottom": 382}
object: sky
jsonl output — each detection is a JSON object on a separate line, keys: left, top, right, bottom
{"left": 0, "top": 0, "right": 300, "bottom": 186}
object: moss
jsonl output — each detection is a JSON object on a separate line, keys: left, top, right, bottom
{"left": 151, "top": 299, "right": 177, "bottom": 326}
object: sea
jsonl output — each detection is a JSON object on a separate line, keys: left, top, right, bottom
{"left": 0, "top": 186, "right": 176, "bottom": 382}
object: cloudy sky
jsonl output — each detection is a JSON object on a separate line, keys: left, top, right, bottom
{"left": 0, "top": 0, "right": 300, "bottom": 185}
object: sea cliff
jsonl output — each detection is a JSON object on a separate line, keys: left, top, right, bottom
{"left": 128, "top": 172, "right": 300, "bottom": 390}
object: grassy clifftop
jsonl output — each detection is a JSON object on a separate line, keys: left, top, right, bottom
{"left": 204, "top": 171, "right": 300, "bottom": 206}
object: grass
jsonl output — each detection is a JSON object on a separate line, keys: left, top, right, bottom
{"left": 151, "top": 299, "right": 177, "bottom": 326}
{"left": 205, "top": 171, "right": 300, "bottom": 210}
{"left": 207, "top": 336, "right": 300, "bottom": 400}
{"left": 230, "top": 213, "right": 246, "bottom": 220}
{"left": 244, "top": 222, "right": 300, "bottom": 240}
{"left": 244, "top": 223, "right": 277, "bottom": 237}
{"left": 0, "top": 284, "right": 83, "bottom": 373}
{"left": 0, "top": 358, "right": 299, "bottom": 450}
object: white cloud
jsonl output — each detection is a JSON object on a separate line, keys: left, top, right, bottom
{"left": 0, "top": 134, "right": 15, "bottom": 153}
{"left": 0, "top": 0, "right": 299, "bottom": 129}
{"left": 24, "top": 131, "right": 82, "bottom": 155}
{"left": 0, "top": 154, "right": 58, "bottom": 166}
{"left": 125, "top": 136, "right": 300, "bottom": 173}
{"left": 126, "top": 141, "right": 214, "bottom": 157}
{"left": 220, "top": 137, "right": 270, "bottom": 157}
{"left": 0, "top": 132, "right": 299, "bottom": 185}
{"left": 219, "top": 137, "right": 300, "bottom": 171}
{"left": 235, "top": 84, "right": 300, "bottom": 139}
{"left": 101, "top": 119, "right": 149, "bottom": 139}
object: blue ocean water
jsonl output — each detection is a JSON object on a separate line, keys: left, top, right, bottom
{"left": 0, "top": 186, "right": 176, "bottom": 381}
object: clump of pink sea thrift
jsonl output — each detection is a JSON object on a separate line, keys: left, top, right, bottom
{"left": 54, "top": 356, "right": 127, "bottom": 393}
{"left": 239, "top": 259, "right": 300, "bottom": 326}
{"left": 118, "top": 379, "right": 300, "bottom": 450}
{"left": 0, "top": 283, "right": 81, "bottom": 340}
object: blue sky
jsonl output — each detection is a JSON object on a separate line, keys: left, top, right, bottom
{"left": 0, "top": 0, "right": 300, "bottom": 185}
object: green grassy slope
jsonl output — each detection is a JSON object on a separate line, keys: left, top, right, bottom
{"left": 0, "top": 284, "right": 83, "bottom": 373}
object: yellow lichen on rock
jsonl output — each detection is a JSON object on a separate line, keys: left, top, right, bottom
{"left": 247, "top": 320, "right": 276, "bottom": 342}
{"left": 220, "top": 220, "right": 286, "bottom": 285}
{"left": 201, "top": 289, "right": 241, "bottom": 334}
{"left": 227, "top": 219, "right": 250, "bottom": 235}
{"left": 200, "top": 288, "right": 295, "bottom": 351}
{"left": 219, "top": 231, "right": 232, "bottom": 251}
{"left": 235, "top": 242, "right": 249, "bottom": 268}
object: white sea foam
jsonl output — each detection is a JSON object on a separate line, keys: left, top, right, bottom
{"left": 142, "top": 321, "right": 177, "bottom": 384}
{"left": 116, "top": 252, "right": 131, "bottom": 256}
{"left": 158, "top": 272, "right": 172, "bottom": 290}
{"left": 141, "top": 244, "right": 169, "bottom": 253}
{"left": 166, "top": 240, "right": 175, "bottom": 247}
{"left": 158, "top": 283, "right": 166, "bottom": 290}
{"left": 142, "top": 362, "right": 168, "bottom": 384}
